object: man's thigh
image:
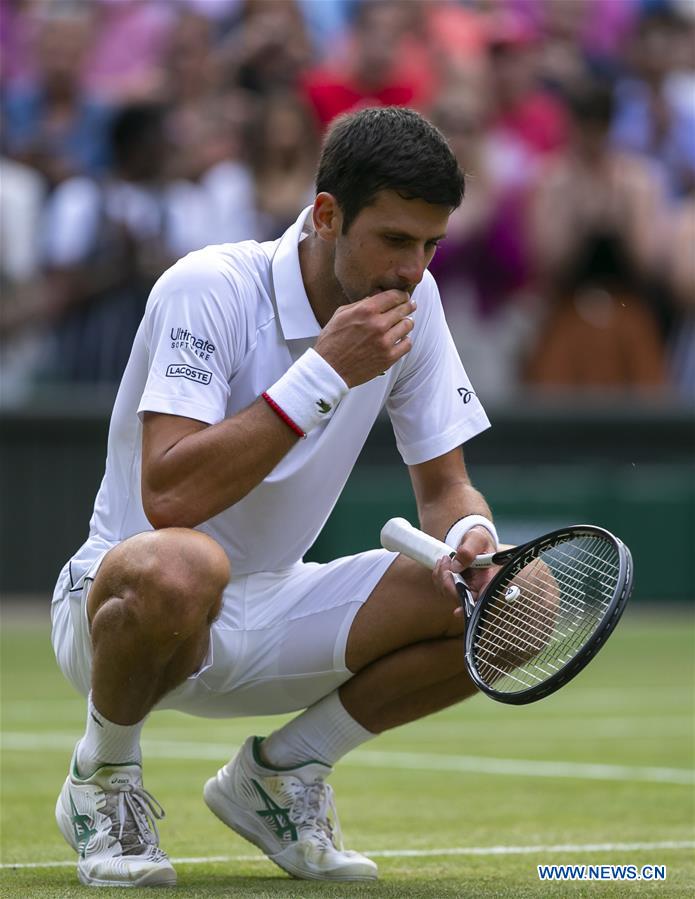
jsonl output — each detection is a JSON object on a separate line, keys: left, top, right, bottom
{"left": 345, "top": 554, "right": 465, "bottom": 673}
{"left": 157, "top": 549, "right": 398, "bottom": 719}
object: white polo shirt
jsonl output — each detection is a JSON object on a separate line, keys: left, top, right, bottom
{"left": 77, "top": 207, "right": 490, "bottom": 577}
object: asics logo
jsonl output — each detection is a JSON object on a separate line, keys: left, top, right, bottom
{"left": 251, "top": 780, "right": 297, "bottom": 842}
{"left": 70, "top": 796, "right": 97, "bottom": 858}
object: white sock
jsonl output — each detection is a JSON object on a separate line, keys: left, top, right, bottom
{"left": 75, "top": 693, "right": 146, "bottom": 777}
{"left": 260, "top": 691, "right": 375, "bottom": 769}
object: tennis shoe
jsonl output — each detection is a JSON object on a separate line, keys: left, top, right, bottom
{"left": 203, "top": 736, "right": 377, "bottom": 881}
{"left": 55, "top": 747, "right": 176, "bottom": 887}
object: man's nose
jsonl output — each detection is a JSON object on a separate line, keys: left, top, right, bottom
{"left": 395, "top": 251, "right": 426, "bottom": 290}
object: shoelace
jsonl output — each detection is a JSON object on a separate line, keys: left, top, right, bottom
{"left": 102, "top": 784, "right": 166, "bottom": 857}
{"left": 288, "top": 780, "right": 344, "bottom": 851}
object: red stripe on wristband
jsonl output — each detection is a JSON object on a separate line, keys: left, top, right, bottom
{"left": 261, "top": 392, "right": 306, "bottom": 438}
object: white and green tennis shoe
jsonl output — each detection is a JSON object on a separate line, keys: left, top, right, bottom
{"left": 55, "top": 748, "right": 176, "bottom": 887}
{"left": 203, "top": 736, "right": 377, "bottom": 881}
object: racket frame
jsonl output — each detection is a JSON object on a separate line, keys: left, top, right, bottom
{"left": 463, "top": 524, "right": 634, "bottom": 704}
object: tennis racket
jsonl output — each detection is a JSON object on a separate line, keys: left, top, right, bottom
{"left": 380, "top": 518, "right": 633, "bottom": 704}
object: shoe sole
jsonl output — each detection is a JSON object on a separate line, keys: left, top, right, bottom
{"left": 203, "top": 776, "right": 377, "bottom": 882}
{"left": 77, "top": 867, "right": 177, "bottom": 888}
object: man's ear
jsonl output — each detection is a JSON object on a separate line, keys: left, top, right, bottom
{"left": 312, "top": 192, "right": 342, "bottom": 242}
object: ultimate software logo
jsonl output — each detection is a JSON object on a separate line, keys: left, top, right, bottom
{"left": 170, "top": 327, "right": 216, "bottom": 360}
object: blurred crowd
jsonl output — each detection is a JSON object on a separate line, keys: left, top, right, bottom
{"left": 1, "top": 0, "right": 694, "bottom": 402}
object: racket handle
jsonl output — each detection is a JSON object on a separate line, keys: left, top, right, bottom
{"left": 380, "top": 518, "right": 455, "bottom": 570}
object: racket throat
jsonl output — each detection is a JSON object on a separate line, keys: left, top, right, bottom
{"left": 453, "top": 575, "right": 475, "bottom": 617}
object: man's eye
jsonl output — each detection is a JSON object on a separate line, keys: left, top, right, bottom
{"left": 385, "top": 235, "right": 406, "bottom": 245}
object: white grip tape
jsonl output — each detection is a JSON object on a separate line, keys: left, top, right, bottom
{"left": 445, "top": 515, "right": 499, "bottom": 553}
{"left": 381, "top": 518, "right": 499, "bottom": 570}
{"left": 380, "top": 518, "right": 454, "bottom": 570}
{"left": 265, "top": 348, "right": 348, "bottom": 436}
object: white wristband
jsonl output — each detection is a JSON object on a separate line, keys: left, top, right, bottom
{"left": 264, "top": 348, "right": 348, "bottom": 437}
{"left": 445, "top": 515, "right": 499, "bottom": 551}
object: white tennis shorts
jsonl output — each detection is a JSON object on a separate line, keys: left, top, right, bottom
{"left": 51, "top": 543, "right": 397, "bottom": 718}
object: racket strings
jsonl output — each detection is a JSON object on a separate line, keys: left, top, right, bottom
{"left": 484, "top": 543, "right": 617, "bottom": 666}
{"left": 475, "top": 541, "right": 617, "bottom": 687}
{"left": 472, "top": 535, "right": 621, "bottom": 693}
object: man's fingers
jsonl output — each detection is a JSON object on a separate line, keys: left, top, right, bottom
{"left": 368, "top": 288, "right": 411, "bottom": 312}
{"left": 386, "top": 315, "right": 414, "bottom": 343}
{"left": 454, "top": 526, "right": 496, "bottom": 569}
{"left": 380, "top": 298, "right": 416, "bottom": 330}
{"left": 433, "top": 554, "right": 463, "bottom": 603}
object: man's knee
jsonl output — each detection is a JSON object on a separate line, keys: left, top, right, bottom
{"left": 88, "top": 528, "right": 230, "bottom": 635}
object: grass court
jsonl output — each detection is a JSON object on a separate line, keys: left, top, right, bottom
{"left": 1, "top": 603, "right": 693, "bottom": 898}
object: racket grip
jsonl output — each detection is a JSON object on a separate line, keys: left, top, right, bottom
{"left": 380, "top": 518, "right": 454, "bottom": 570}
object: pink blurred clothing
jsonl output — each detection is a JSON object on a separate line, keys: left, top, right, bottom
{"left": 82, "top": 0, "right": 176, "bottom": 101}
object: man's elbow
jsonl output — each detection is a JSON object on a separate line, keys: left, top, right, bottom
{"left": 142, "top": 488, "right": 197, "bottom": 531}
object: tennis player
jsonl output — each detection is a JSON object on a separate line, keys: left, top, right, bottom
{"left": 51, "top": 106, "right": 500, "bottom": 887}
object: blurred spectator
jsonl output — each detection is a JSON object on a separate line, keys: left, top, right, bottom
{"left": 0, "top": 156, "right": 44, "bottom": 285}
{"left": 296, "top": 0, "right": 356, "bottom": 56}
{"left": 507, "top": 0, "right": 640, "bottom": 81}
{"left": 485, "top": 10, "right": 569, "bottom": 163}
{"left": 0, "top": 155, "right": 47, "bottom": 401}
{"left": 170, "top": 93, "right": 259, "bottom": 245}
{"left": 528, "top": 0, "right": 594, "bottom": 95}
{"left": 0, "top": 0, "right": 34, "bottom": 88}
{"left": 429, "top": 86, "right": 538, "bottom": 401}
{"left": 38, "top": 104, "right": 208, "bottom": 383}
{"left": 3, "top": 5, "right": 113, "bottom": 185}
{"left": 421, "top": 0, "right": 488, "bottom": 85}
{"left": 161, "top": 10, "right": 223, "bottom": 110}
{"left": 531, "top": 79, "right": 667, "bottom": 284}
{"left": 611, "top": 7, "right": 695, "bottom": 198}
{"left": 666, "top": 197, "right": 695, "bottom": 394}
{"left": 302, "top": 0, "right": 437, "bottom": 127}
{"left": 221, "top": 0, "right": 313, "bottom": 96}
{"left": 525, "top": 233, "right": 668, "bottom": 391}
{"left": 81, "top": 0, "right": 176, "bottom": 103}
{"left": 527, "top": 79, "right": 668, "bottom": 391}
{"left": 247, "top": 91, "right": 319, "bottom": 240}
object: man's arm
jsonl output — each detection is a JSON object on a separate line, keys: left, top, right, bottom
{"left": 142, "top": 289, "right": 415, "bottom": 529}
{"left": 141, "top": 403, "right": 299, "bottom": 529}
{"left": 409, "top": 446, "right": 493, "bottom": 543}
{"left": 408, "top": 446, "right": 497, "bottom": 604}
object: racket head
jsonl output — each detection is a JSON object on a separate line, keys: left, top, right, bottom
{"left": 464, "top": 525, "right": 633, "bottom": 705}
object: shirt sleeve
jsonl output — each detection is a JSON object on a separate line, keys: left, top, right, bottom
{"left": 386, "top": 272, "right": 490, "bottom": 465}
{"left": 137, "top": 251, "right": 246, "bottom": 425}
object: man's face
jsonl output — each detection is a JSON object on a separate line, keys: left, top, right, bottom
{"left": 331, "top": 190, "right": 451, "bottom": 304}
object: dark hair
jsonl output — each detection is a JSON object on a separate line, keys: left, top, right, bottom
{"left": 110, "top": 104, "right": 166, "bottom": 167}
{"left": 566, "top": 80, "right": 615, "bottom": 128}
{"left": 316, "top": 106, "right": 464, "bottom": 232}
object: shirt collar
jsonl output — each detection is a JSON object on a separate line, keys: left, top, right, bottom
{"left": 271, "top": 205, "right": 321, "bottom": 340}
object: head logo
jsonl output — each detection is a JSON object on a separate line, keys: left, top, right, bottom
{"left": 166, "top": 364, "right": 212, "bottom": 385}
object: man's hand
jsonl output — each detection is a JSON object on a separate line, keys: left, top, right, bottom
{"left": 432, "top": 525, "right": 499, "bottom": 616}
{"left": 314, "top": 289, "right": 415, "bottom": 387}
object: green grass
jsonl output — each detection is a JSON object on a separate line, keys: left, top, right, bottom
{"left": 1, "top": 604, "right": 694, "bottom": 897}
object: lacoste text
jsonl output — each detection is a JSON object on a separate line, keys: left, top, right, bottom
{"left": 166, "top": 364, "right": 212, "bottom": 384}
